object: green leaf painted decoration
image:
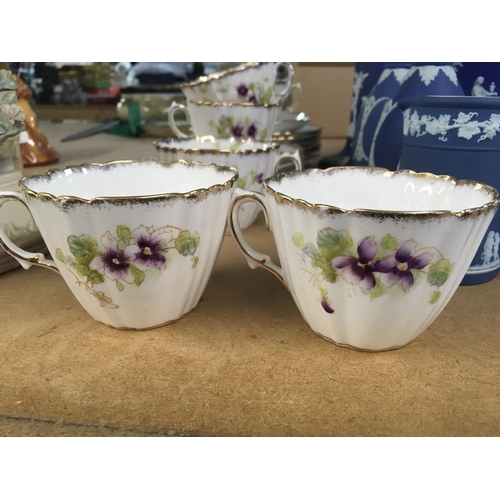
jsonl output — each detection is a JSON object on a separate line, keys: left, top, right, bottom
{"left": 429, "top": 290, "right": 441, "bottom": 304}
{"left": 55, "top": 248, "right": 66, "bottom": 264}
{"left": 229, "top": 142, "right": 240, "bottom": 152}
{"left": 292, "top": 232, "right": 304, "bottom": 249}
{"left": 68, "top": 235, "right": 98, "bottom": 266}
{"left": 381, "top": 234, "right": 398, "bottom": 250}
{"left": 175, "top": 230, "right": 200, "bottom": 256}
{"left": 116, "top": 225, "right": 132, "bottom": 241}
{"left": 88, "top": 269, "right": 105, "bottom": 285}
{"left": 258, "top": 129, "right": 267, "bottom": 140}
{"left": 237, "top": 177, "right": 247, "bottom": 189}
{"left": 371, "top": 279, "right": 386, "bottom": 300}
{"left": 317, "top": 228, "right": 353, "bottom": 261}
{"left": 218, "top": 87, "right": 229, "bottom": 93}
{"left": 304, "top": 243, "right": 323, "bottom": 268}
{"left": 318, "top": 260, "right": 337, "bottom": 283}
{"left": 191, "top": 256, "right": 199, "bottom": 269}
{"left": 427, "top": 259, "right": 454, "bottom": 287}
{"left": 116, "top": 280, "right": 124, "bottom": 291}
{"left": 129, "top": 264, "right": 145, "bottom": 286}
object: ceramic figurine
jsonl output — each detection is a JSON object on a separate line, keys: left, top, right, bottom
{"left": 369, "top": 63, "right": 464, "bottom": 170}
{"left": 455, "top": 63, "right": 500, "bottom": 96}
{"left": 352, "top": 63, "right": 411, "bottom": 166}
{"left": 14, "top": 75, "right": 60, "bottom": 167}
{"left": 398, "top": 95, "right": 500, "bottom": 285}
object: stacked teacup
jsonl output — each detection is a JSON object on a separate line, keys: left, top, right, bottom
{"left": 163, "top": 62, "right": 302, "bottom": 229}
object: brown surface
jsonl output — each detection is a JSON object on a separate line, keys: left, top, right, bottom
{"left": 1, "top": 221, "right": 500, "bottom": 436}
{"left": 0, "top": 124, "right": 499, "bottom": 437}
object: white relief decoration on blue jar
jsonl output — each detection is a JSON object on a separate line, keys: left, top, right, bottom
{"left": 469, "top": 231, "right": 500, "bottom": 273}
{"left": 347, "top": 71, "right": 369, "bottom": 137}
{"left": 407, "top": 65, "right": 459, "bottom": 86}
{"left": 403, "top": 109, "right": 500, "bottom": 143}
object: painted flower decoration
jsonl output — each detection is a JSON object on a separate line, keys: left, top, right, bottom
{"left": 246, "top": 123, "right": 257, "bottom": 139}
{"left": 375, "top": 241, "right": 433, "bottom": 291}
{"left": 99, "top": 241, "right": 136, "bottom": 281}
{"left": 332, "top": 236, "right": 379, "bottom": 294}
{"left": 237, "top": 83, "right": 249, "bottom": 98}
{"left": 230, "top": 123, "right": 244, "bottom": 138}
{"left": 132, "top": 226, "right": 168, "bottom": 269}
{"left": 255, "top": 172, "right": 264, "bottom": 184}
{"left": 248, "top": 93, "right": 257, "bottom": 104}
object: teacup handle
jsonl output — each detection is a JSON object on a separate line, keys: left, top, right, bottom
{"left": 167, "top": 101, "right": 190, "bottom": 139}
{"left": 274, "top": 149, "right": 302, "bottom": 174}
{"left": 274, "top": 62, "right": 295, "bottom": 99}
{"left": 285, "top": 82, "right": 303, "bottom": 113}
{"left": 0, "top": 191, "right": 60, "bottom": 274}
{"left": 228, "top": 188, "right": 286, "bottom": 288}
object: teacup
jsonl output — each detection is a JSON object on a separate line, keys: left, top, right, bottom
{"left": 180, "top": 62, "right": 294, "bottom": 105}
{"left": 154, "top": 136, "right": 302, "bottom": 229}
{"left": 168, "top": 101, "right": 280, "bottom": 141}
{"left": 0, "top": 160, "right": 238, "bottom": 330}
{"left": 228, "top": 167, "right": 499, "bottom": 351}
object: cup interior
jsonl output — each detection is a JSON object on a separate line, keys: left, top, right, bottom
{"left": 265, "top": 167, "right": 496, "bottom": 213}
{"left": 156, "top": 136, "right": 276, "bottom": 153}
{"left": 21, "top": 160, "right": 236, "bottom": 200}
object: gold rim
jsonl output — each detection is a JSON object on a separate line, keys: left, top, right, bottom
{"left": 19, "top": 159, "right": 239, "bottom": 206}
{"left": 263, "top": 166, "right": 500, "bottom": 220}
{"left": 186, "top": 99, "right": 281, "bottom": 108}
{"left": 154, "top": 135, "right": 280, "bottom": 155}
{"left": 180, "top": 62, "right": 265, "bottom": 89}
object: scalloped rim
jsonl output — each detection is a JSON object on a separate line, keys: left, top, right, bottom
{"left": 154, "top": 135, "right": 280, "bottom": 155}
{"left": 186, "top": 99, "right": 281, "bottom": 108}
{"left": 180, "top": 62, "right": 265, "bottom": 89}
{"left": 263, "top": 166, "right": 500, "bottom": 219}
{"left": 19, "top": 159, "right": 239, "bottom": 205}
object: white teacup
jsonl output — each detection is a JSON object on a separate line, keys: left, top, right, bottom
{"left": 229, "top": 167, "right": 500, "bottom": 351}
{"left": 181, "top": 62, "right": 294, "bottom": 105}
{"left": 168, "top": 101, "right": 280, "bottom": 141}
{"left": 0, "top": 160, "right": 238, "bottom": 330}
{"left": 154, "top": 136, "right": 302, "bottom": 229}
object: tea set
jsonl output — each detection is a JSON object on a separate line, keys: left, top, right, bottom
{"left": 0, "top": 62, "right": 499, "bottom": 352}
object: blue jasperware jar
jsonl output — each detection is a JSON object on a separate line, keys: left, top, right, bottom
{"left": 352, "top": 62, "right": 411, "bottom": 166}
{"left": 455, "top": 62, "right": 500, "bottom": 96}
{"left": 320, "top": 62, "right": 385, "bottom": 168}
{"left": 398, "top": 95, "right": 500, "bottom": 285}
{"left": 369, "top": 63, "right": 465, "bottom": 170}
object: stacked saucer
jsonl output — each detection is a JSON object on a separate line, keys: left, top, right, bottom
{"left": 271, "top": 123, "right": 322, "bottom": 169}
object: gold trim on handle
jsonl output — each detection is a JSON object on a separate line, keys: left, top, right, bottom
{"left": 228, "top": 192, "right": 287, "bottom": 288}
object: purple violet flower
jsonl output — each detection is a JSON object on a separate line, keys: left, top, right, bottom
{"left": 237, "top": 84, "right": 249, "bottom": 98}
{"left": 133, "top": 228, "right": 168, "bottom": 269}
{"left": 246, "top": 123, "right": 257, "bottom": 139}
{"left": 255, "top": 172, "right": 264, "bottom": 184}
{"left": 100, "top": 245, "right": 133, "bottom": 280}
{"left": 321, "top": 299, "right": 334, "bottom": 314}
{"left": 331, "top": 236, "right": 378, "bottom": 294}
{"left": 375, "top": 241, "right": 433, "bottom": 291}
{"left": 230, "top": 123, "right": 244, "bottom": 138}
{"left": 248, "top": 93, "right": 257, "bottom": 104}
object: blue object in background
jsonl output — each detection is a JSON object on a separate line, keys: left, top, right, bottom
{"left": 369, "top": 63, "right": 464, "bottom": 171}
{"left": 455, "top": 62, "right": 500, "bottom": 96}
{"left": 398, "top": 95, "right": 500, "bottom": 285}
{"left": 352, "top": 62, "right": 412, "bottom": 166}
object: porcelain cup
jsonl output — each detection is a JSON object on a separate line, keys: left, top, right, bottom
{"left": 181, "top": 62, "right": 294, "bottom": 105}
{"left": 0, "top": 160, "right": 238, "bottom": 330}
{"left": 168, "top": 101, "right": 280, "bottom": 141}
{"left": 154, "top": 136, "right": 302, "bottom": 229}
{"left": 228, "top": 167, "right": 499, "bottom": 351}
